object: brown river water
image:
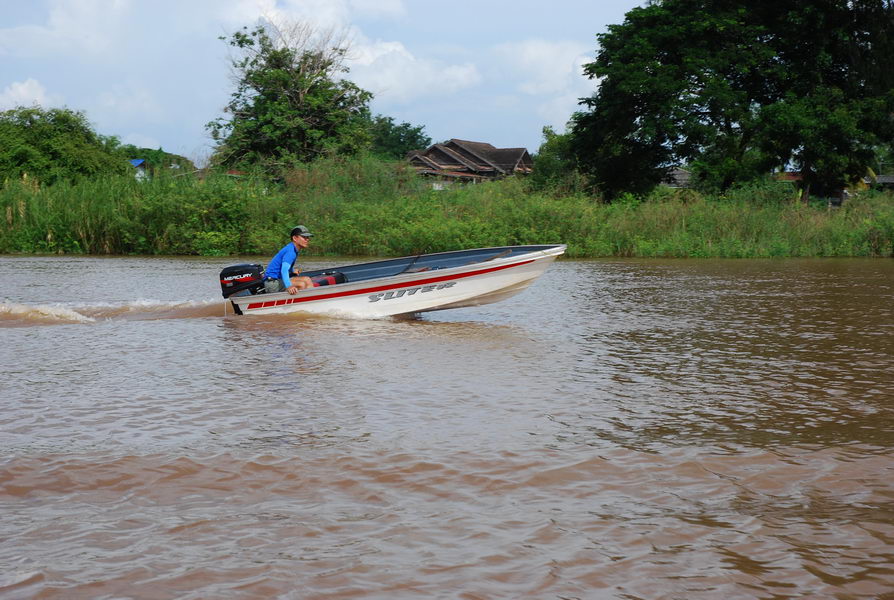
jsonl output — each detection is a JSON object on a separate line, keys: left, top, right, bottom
{"left": 1, "top": 255, "right": 892, "bottom": 599}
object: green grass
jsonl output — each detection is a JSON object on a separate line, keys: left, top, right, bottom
{"left": 1, "top": 157, "right": 892, "bottom": 258}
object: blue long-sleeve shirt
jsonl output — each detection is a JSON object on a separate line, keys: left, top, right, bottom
{"left": 264, "top": 242, "right": 299, "bottom": 287}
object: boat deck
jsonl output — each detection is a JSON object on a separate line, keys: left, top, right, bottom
{"left": 300, "top": 244, "right": 562, "bottom": 284}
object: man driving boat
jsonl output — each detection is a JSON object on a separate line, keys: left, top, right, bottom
{"left": 264, "top": 225, "right": 314, "bottom": 295}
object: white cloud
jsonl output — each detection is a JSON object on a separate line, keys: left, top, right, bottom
{"left": 213, "top": 0, "right": 280, "bottom": 27}
{"left": 488, "top": 39, "right": 596, "bottom": 135}
{"left": 348, "top": 0, "right": 405, "bottom": 19}
{"left": 255, "top": 0, "right": 405, "bottom": 27}
{"left": 97, "top": 82, "right": 165, "bottom": 121}
{"left": 348, "top": 39, "right": 481, "bottom": 103}
{"left": 226, "top": 0, "right": 350, "bottom": 30}
{"left": 0, "top": 0, "right": 133, "bottom": 58}
{"left": 0, "top": 79, "right": 64, "bottom": 110}
{"left": 494, "top": 39, "right": 592, "bottom": 96}
{"left": 536, "top": 93, "right": 586, "bottom": 133}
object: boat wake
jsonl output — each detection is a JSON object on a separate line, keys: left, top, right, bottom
{"left": 0, "top": 299, "right": 226, "bottom": 327}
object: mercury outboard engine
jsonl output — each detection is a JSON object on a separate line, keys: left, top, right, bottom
{"left": 219, "top": 264, "right": 266, "bottom": 298}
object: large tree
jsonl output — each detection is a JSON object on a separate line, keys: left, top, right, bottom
{"left": 0, "top": 106, "right": 129, "bottom": 185}
{"left": 571, "top": 0, "right": 894, "bottom": 200}
{"left": 207, "top": 21, "right": 373, "bottom": 171}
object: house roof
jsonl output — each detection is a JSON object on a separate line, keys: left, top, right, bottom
{"left": 489, "top": 148, "right": 532, "bottom": 172}
{"left": 407, "top": 139, "right": 532, "bottom": 178}
{"left": 663, "top": 167, "right": 692, "bottom": 187}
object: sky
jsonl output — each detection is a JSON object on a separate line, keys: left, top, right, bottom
{"left": 0, "top": 0, "right": 643, "bottom": 165}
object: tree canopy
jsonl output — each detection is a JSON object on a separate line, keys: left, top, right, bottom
{"left": 119, "top": 145, "right": 195, "bottom": 173}
{"left": 0, "top": 106, "right": 129, "bottom": 185}
{"left": 206, "top": 22, "right": 373, "bottom": 172}
{"left": 368, "top": 115, "right": 432, "bottom": 159}
{"left": 571, "top": 0, "right": 894, "bottom": 200}
{"left": 530, "top": 126, "right": 587, "bottom": 194}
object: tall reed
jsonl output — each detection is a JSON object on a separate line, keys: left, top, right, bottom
{"left": 1, "top": 159, "right": 892, "bottom": 258}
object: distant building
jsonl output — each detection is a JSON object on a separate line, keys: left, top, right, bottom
{"left": 406, "top": 139, "right": 533, "bottom": 184}
{"left": 662, "top": 167, "right": 692, "bottom": 188}
{"left": 875, "top": 174, "right": 894, "bottom": 190}
{"left": 129, "top": 158, "right": 148, "bottom": 181}
{"left": 775, "top": 171, "right": 802, "bottom": 183}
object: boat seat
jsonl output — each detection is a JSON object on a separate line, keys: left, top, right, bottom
{"left": 310, "top": 271, "right": 348, "bottom": 287}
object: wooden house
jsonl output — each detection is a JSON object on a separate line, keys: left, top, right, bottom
{"left": 406, "top": 139, "right": 533, "bottom": 183}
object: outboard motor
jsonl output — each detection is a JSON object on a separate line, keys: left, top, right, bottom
{"left": 220, "top": 264, "right": 266, "bottom": 298}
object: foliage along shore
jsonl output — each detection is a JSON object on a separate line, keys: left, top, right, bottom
{"left": 1, "top": 155, "right": 892, "bottom": 260}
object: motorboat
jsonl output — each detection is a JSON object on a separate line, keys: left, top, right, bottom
{"left": 219, "top": 244, "right": 566, "bottom": 318}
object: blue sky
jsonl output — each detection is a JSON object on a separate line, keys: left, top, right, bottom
{"left": 1, "top": 0, "right": 642, "bottom": 164}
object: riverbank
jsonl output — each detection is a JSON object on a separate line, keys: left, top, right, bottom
{"left": 2, "top": 160, "right": 892, "bottom": 258}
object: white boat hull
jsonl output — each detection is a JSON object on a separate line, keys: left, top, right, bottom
{"left": 227, "top": 244, "right": 565, "bottom": 318}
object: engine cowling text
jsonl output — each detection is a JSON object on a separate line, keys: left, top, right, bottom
{"left": 222, "top": 273, "right": 256, "bottom": 281}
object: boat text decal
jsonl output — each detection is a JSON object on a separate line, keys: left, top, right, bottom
{"left": 368, "top": 281, "right": 455, "bottom": 302}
